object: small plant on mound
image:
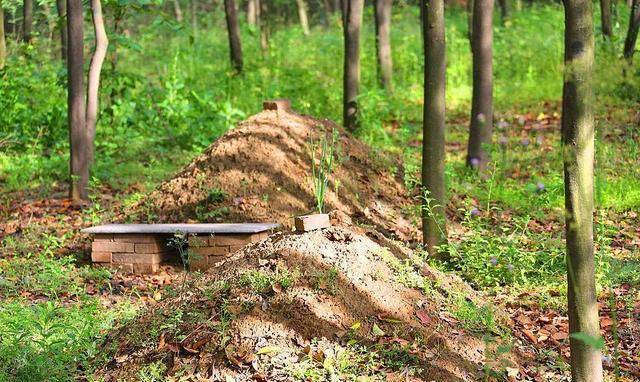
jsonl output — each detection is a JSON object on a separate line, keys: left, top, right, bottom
{"left": 309, "top": 129, "right": 338, "bottom": 213}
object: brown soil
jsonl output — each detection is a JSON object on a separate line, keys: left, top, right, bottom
{"left": 96, "top": 227, "right": 518, "bottom": 381}
{"left": 126, "top": 109, "right": 419, "bottom": 241}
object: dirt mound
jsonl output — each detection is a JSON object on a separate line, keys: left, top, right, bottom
{"left": 127, "top": 109, "right": 419, "bottom": 241}
{"left": 96, "top": 227, "right": 517, "bottom": 381}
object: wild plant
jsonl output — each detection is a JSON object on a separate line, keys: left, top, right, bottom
{"left": 309, "top": 129, "right": 338, "bottom": 214}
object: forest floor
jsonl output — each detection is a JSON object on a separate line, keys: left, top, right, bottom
{"left": 1, "top": 105, "right": 639, "bottom": 381}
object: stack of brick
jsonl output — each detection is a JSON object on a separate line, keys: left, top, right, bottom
{"left": 91, "top": 234, "right": 176, "bottom": 274}
{"left": 188, "top": 232, "right": 269, "bottom": 271}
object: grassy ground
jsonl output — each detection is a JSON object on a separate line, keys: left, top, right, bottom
{"left": 1, "top": 3, "right": 639, "bottom": 381}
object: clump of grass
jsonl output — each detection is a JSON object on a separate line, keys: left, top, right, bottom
{"left": 309, "top": 129, "right": 338, "bottom": 213}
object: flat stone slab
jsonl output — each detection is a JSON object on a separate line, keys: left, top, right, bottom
{"left": 82, "top": 223, "right": 279, "bottom": 235}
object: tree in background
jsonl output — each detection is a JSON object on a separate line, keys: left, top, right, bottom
{"left": 173, "top": 0, "right": 183, "bottom": 22}
{"left": 374, "top": 0, "right": 392, "bottom": 92}
{"left": 467, "top": 0, "right": 494, "bottom": 171}
{"left": 600, "top": 0, "right": 612, "bottom": 38}
{"left": 0, "top": 0, "right": 5, "bottom": 69}
{"left": 498, "top": 0, "right": 510, "bottom": 24}
{"left": 224, "top": 0, "right": 243, "bottom": 72}
{"left": 23, "top": 0, "right": 33, "bottom": 43}
{"left": 561, "top": 1, "right": 604, "bottom": 380}
{"left": 55, "top": 0, "right": 67, "bottom": 61}
{"left": 67, "top": 0, "right": 87, "bottom": 201}
{"left": 295, "top": 0, "right": 310, "bottom": 35}
{"left": 247, "top": 0, "right": 258, "bottom": 26}
{"left": 85, "top": 0, "right": 108, "bottom": 182}
{"left": 623, "top": 0, "right": 640, "bottom": 59}
{"left": 421, "top": 0, "right": 447, "bottom": 255}
{"left": 342, "top": 0, "right": 364, "bottom": 131}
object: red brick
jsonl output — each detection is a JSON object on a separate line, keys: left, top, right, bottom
{"left": 112, "top": 252, "right": 166, "bottom": 264}
{"left": 91, "top": 251, "right": 112, "bottom": 262}
{"left": 211, "top": 234, "right": 255, "bottom": 246}
{"left": 94, "top": 234, "right": 114, "bottom": 241}
{"left": 133, "top": 263, "right": 160, "bottom": 274}
{"left": 135, "top": 242, "right": 168, "bottom": 253}
{"left": 113, "top": 234, "right": 167, "bottom": 243}
{"left": 191, "top": 246, "right": 229, "bottom": 256}
{"left": 92, "top": 241, "right": 134, "bottom": 253}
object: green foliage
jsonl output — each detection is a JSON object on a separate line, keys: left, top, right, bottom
{"left": 309, "top": 129, "right": 338, "bottom": 214}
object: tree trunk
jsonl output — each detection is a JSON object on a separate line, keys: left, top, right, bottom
{"left": 42, "top": 2, "right": 55, "bottom": 41}
{"left": 562, "top": 1, "right": 603, "bottom": 381}
{"left": 23, "top": 0, "right": 33, "bottom": 43}
{"left": 56, "top": 0, "right": 67, "bottom": 61}
{"left": 467, "top": 0, "right": 494, "bottom": 170}
{"left": 295, "top": 0, "right": 310, "bottom": 35}
{"left": 173, "top": 0, "right": 183, "bottom": 22}
{"left": 191, "top": 0, "right": 198, "bottom": 34}
{"left": 224, "top": 0, "right": 242, "bottom": 72}
{"left": 85, "top": 0, "right": 108, "bottom": 181}
{"left": 247, "top": 0, "right": 257, "bottom": 25}
{"left": 600, "top": 0, "right": 613, "bottom": 38}
{"left": 374, "top": 0, "right": 392, "bottom": 92}
{"left": 67, "top": 0, "right": 87, "bottom": 201}
{"left": 421, "top": 0, "right": 447, "bottom": 255}
{"left": 623, "top": 0, "right": 640, "bottom": 59}
{"left": 342, "top": 0, "right": 364, "bottom": 131}
{"left": 259, "top": 0, "right": 269, "bottom": 53}
{"left": 0, "top": 2, "right": 5, "bottom": 70}
{"left": 498, "top": 0, "right": 510, "bottom": 24}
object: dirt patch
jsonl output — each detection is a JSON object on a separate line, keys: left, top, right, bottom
{"left": 125, "top": 109, "right": 419, "bottom": 241}
{"left": 95, "top": 227, "right": 518, "bottom": 381}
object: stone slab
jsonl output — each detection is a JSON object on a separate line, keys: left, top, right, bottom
{"left": 82, "top": 223, "right": 279, "bottom": 235}
{"left": 294, "top": 214, "right": 331, "bottom": 232}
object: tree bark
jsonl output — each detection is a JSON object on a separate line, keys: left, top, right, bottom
{"left": 374, "top": 0, "right": 392, "bottom": 92}
{"left": 421, "top": 0, "right": 447, "bottom": 255}
{"left": 259, "top": 0, "right": 269, "bottom": 53}
{"left": 55, "top": 0, "right": 67, "bottom": 61}
{"left": 67, "top": 0, "right": 87, "bottom": 201}
{"left": 85, "top": 0, "right": 108, "bottom": 181}
{"left": 0, "top": 2, "right": 5, "bottom": 70}
{"left": 600, "top": 0, "right": 612, "bottom": 38}
{"left": 173, "top": 0, "right": 183, "bottom": 22}
{"left": 342, "top": 0, "right": 364, "bottom": 131}
{"left": 562, "top": 1, "right": 603, "bottom": 381}
{"left": 23, "top": 0, "right": 33, "bottom": 43}
{"left": 623, "top": 0, "right": 640, "bottom": 59}
{"left": 42, "top": 2, "right": 55, "bottom": 41}
{"left": 467, "top": 0, "right": 494, "bottom": 170}
{"left": 224, "top": 0, "right": 242, "bottom": 72}
{"left": 247, "top": 0, "right": 257, "bottom": 25}
{"left": 498, "top": 0, "right": 510, "bottom": 24}
{"left": 296, "top": 0, "right": 310, "bottom": 35}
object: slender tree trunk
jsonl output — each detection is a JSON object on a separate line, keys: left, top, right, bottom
{"left": 56, "top": 0, "right": 67, "bottom": 61}
{"left": 374, "top": 0, "right": 392, "bottom": 92}
{"left": 421, "top": 0, "right": 447, "bottom": 254}
{"left": 224, "top": 0, "right": 242, "bottom": 72}
{"left": 295, "top": 0, "right": 310, "bottom": 35}
{"left": 259, "top": 0, "right": 269, "bottom": 53}
{"left": 191, "top": 0, "right": 198, "bottom": 34}
{"left": 110, "top": 8, "right": 123, "bottom": 73}
{"left": 67, "top": 0, "right": 87, "bottom": 201}
{"left": 247, "top": 0, "right": 257, "bottom": 25}
{"left": 0, "top": 2, "right": 5, "bottom": 70}
{"left": 600, "top": 0, "right": 613, "bottom": 38}
{"left": 42, "top": 2, "right": 55, "bottom": 41}
{"left": 498, "top": 0, "right": 510, "bottom": 24}
{"left": 467, "top": 0, "right": 494, "bottom": 170}
{"left": 23, "top": 0, "right": 33, "bottom": 43}
{"left": 173, "top": 0, "right": 183, "bottom": 22}
{"left": 342, "top": 0, "right": 364, "bottom": 131}
{"left": 85, "top": 0, "right": 108, "bottom": 179}
{"left": 623, "top": 0, "right": 640, "bottom": 59}
{"left": 562, "top": 1, "right": 603, "bottom": 381}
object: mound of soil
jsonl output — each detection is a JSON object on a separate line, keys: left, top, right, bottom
{"left": 127, "top": 109, "right": 419, "bottom": 241}
{"left": 96, "top": 227, "right": 517, "bottom": 381}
